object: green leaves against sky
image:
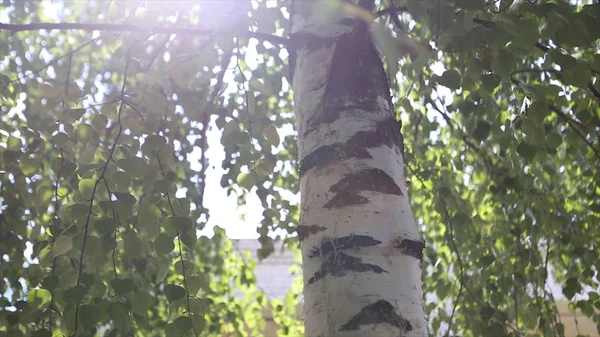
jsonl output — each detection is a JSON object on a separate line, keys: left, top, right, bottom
{"left": 1, "top": 0, "right": 599, "bottom": 336}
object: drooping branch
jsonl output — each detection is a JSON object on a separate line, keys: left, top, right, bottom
{"left": 156, "top": 153, "right": 199, "bottom": 337}
{"left": 0, "top": 22, "right": 290, "bottom": 46}
{"left": 71, "top": 36, "right": 140, "bottom": 336}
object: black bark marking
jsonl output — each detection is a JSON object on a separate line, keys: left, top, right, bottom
{"left": 324, "top": 168, "right": 402, "bottom": 209}
{"left": 297, "top": 225, "right": 327, "bottom": 242}
{"left": 289, "top": 26, "right": 348, "bottom": 84}
{"left": 308, "top": 235, "right": 382, "bottom": 258}
{"left": 298, "top": 118, "right": 403, "bottom": 177}
{"left": 305, "top": 10, "right": 395, "bottom": 135}
{"left": 348, "top": 118, "right": 403, "bottom": 152}
{"left": 394, "top": 239, "right": 425, "bottom": 261}
{"left": 340, "top": 300, "right": 413, "bottom": 333}
{"left": 306, "top": 252, "right": 387, "bottom": 285}
{"left": 299, "top": 143, "right": 371, "bottom": 177}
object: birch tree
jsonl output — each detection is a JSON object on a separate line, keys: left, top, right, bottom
{"left": 291, "top": 1, "right": 426, "bottom": 336}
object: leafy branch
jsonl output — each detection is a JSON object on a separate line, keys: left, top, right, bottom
{"left": 6, "top": 38, "right": 99, "bottom": 86}
{"left": 0, "top": 22, "right": 290, "bottom": 46}
{"left": 197, "top": 50, "right": 233, "bottom": 215}
{"left": 71, "top": 44, "right": 132, "bottom": 336}
{"left": 102, "top": 177, "right": 119, "bottom": 280}
{"left": 47, "top": 148, "right": 64, "bottom": 331}
{"left": 156, "top": 153, "right": 199, "bottom": 337}
{"left": 509, "top": 68, "right": 600, "bottom": 160}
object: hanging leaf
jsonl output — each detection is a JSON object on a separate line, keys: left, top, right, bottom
{"left": 53, "top": 235, "right": 73, "bottom": 257}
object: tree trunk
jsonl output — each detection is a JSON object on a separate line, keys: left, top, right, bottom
{"left": 291, "top": 1, "right": 427, "bottom": 336}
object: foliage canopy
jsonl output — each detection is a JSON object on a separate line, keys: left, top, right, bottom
{"left": 1, "top": 0, "right": 599, "bottom": 336}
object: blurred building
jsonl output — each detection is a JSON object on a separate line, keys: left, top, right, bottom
{"left": 232, "top": 239, "right": 599, "bottom": 337}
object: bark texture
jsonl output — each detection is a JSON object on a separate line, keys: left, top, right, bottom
{"left": 291, "top": 1, "right": 427, "bottom": 336}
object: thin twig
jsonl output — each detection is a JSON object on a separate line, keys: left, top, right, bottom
{"left": 550, "top": 106, "right": 600, "bottom": 160}
{"left": 510, "top": 69, "right": 600, "bottom": 160}
{"left": 47, "top": 148, "right": 64, "bottom": 331}
{"left": 413, "top": 112, "right": 423, "bottom": 147}
{"left": 156, "top": 153, "right": 199, "bottom": 337}
{"left": 375, "top": 5, "right": 409, "bottom": 18}
{"left": 197, "top": 51, "right": 233, "bottom": 208}
{"left": 7, "top": 38, "right": 98, "bottom": 85}
{"left": 588, "top": 82, "right": 600, "bottom": 101}
{"left": 102, "top": 177, "right": 119, "bottom": 280}
{"left": 441, "top": 204, "right": 465, "bottom": 337}
{"left": 71, "top": 42, "right": 133, "bottom": 337}
{"left": 549, "top": 105, "right": 586, "bottom": 130}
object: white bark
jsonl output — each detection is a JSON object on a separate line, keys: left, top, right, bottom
{"left": 292, "top": 1, "right": 427, "bottom": 336}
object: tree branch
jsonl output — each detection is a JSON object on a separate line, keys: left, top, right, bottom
{"left": 156, "top": 153, "right": 199, "bottom": 337}
{"left": 0, "top": 22, "right": 290, "bottom": 46}
{"left": 588, "top": 82, "right": 600, "bottom": 102}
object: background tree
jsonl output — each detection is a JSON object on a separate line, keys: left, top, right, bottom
{"left": 1, "top": 0, "right": 599, "bottom": 337}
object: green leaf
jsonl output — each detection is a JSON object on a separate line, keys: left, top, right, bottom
{"left": 53, "top": 235, "right": 73, "bottom": 257}
{"left": 546, "top": 132, "right": 563, "bottom": 149}
{"left": 68, "top": 203, "right": 90, "bottom": 218}
{"left": 110, "top": 278, "right": 134, "bottom": 295}
{"left": 179, "top": 230, "right": 197, "bottom": 249}
{"left": 250, "top": 77, "right": 268, "bottom": 94}
{"left": 78, "top": 304, "right": 100, "bottom": 330}
{"left": 95, "top": 217, "right": 118, "bottom": 236}
{"left": 455, "top": 0, "right": 485, "bottom": 10}
{"left": 41, "top": 276, "right": 59, "bottom": 291}
{"left": 186, "top": 277, "right": 204, "bottom": 296}
{"left": 107, "top": 171, "right": 132, "bottom": 192}
{"left": 153, "top": 179, "right": 173, "bottom": 194}
{"left": 165, "top": 216, "right": 193, "bottom": 232}
{"left": 370, "top": 22, "right": 401, "bottom": 83}
{"left": 562, "top": 277, "right": 581, "bottom": 299}
{"left": 164, "top": 284, "right": 186, "bottom": 302}
{"left": 52, "top": 132, "right": 71, "bottom": 147}
{"left": 227, "top": 131, "right": 252, "bottom": 147}
{"left": 188, "top": 298, "right": 206, "bottom": 315}
{"left": 91, "top": 112, "right": 108, "bottom": 133}
{"left": 2, "top": 150, "right": 22, "bottom": 162}
{"left": 39, "top": 82, "right": 60, "bottom": 98}
{"left": 107, "top": 301, "right": 129, "bottom": 328}
{"left": 263, "top": 125, "right": 280, "bottom": 147}
{"left": 19, "top": 157, "right": 40, "bottom": 176}
{"left": 173, "top": 316, "right": 193, "bottom": 335}
{"left": 32, "top": 329, "right": 52, "bottom": 337}
{"left": 113, "top": 191, "right": 137, "bottom": 206}
{"left": 78, "top": 179, "right": 96, "bottom": 200}
{"left": 117, "top": 157, "right": 149, "bottom": 177}
{"left": 142, "top": 135, "right": 167, "bottom": 153}
{"left": 27, "top": 288, "right": 51, "bottom": 307}
{"left": 527, "top": 101, "right": 549, "bottom": 123}
{"left": 131, "top": 292, "right": 152, "bottom": 316}
{"left": 7, "top": 136, "right": 22, "bottom": 151}
{"left": 516, "top": 142, "right": 536, "bottom": 161}
{"left": 165, "top": 322, "right": 181, "bottom": 337}
{"left": 65, "top": 108, "right": 86, "bottom": 121}
{"left": 481, "top": 73, "right": 500, "bottom": 91}
{"left": 191, "top": 314, "right": 206, "bottom": 333}
{"left": 154, "top": 234, "right": 175, "bottom": 255}
{"left": 561, "top": 62, "right": 591, "bottom": 89}
{"left": 437, "top": 70, "right": 461, "bottom": 90}
{"left": 138, "top": 202, "right": 161, "bottom": 223}
{"left": 124, "top": 233, "right": 144, "bottom": 257}
{"left": 154, "top": 263, "right": 170, "bottom": 285}
{"left": 64, "top": 284, "right": 87, "bottom": 304}
{"left": 236, "top": 172, "right": 256, "bottom": 191}
{"left": 472, "top": 120, "right": 492, "bottom": 142}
